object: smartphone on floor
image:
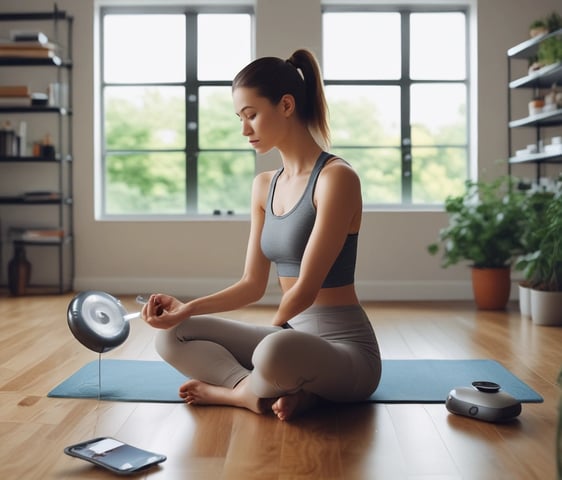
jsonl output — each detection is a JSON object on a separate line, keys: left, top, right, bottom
{"left": 64, "top": 437, "right": 166, "bottom": 476}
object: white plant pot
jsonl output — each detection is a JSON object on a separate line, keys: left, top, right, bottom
{"left": 530, "top": 289, "right": 562, "bottom": 326}
{"left": 518, "top": 284, "right": 532, "bottom": 318}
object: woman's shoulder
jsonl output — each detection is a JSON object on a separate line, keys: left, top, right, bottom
{"left": 254, "top": 169, "right": 277, "bottom": 187}
{"left": 320, "top": 155, "right": 360, "bottom": 185}
{"left": 252, "top": 170, "right": 278, "bottom": 205}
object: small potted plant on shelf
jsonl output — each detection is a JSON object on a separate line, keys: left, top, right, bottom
{"left": 529, "top": 19, "right": 548, "bottom": 38}
{"left": 515, "top": 181, "right": 562, "bottom": 326}
{"left": 538, "top": 12, "right": 562, "bottom": 65}
{"left": 428, "top": 176, "right": 525, "bottom": 310}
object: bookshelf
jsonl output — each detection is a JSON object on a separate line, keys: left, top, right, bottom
{"left": 0, "top": 6, "right": 74, "bottom": 295}
{"left": 507, "top": 29, "right": 562, "bottom": 181}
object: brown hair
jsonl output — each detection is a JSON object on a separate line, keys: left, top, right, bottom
{"left": 233, "top": 48, "right": 330, "bottom": 149}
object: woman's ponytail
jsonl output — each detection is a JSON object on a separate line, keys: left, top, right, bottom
{"left": 286, "top": 49, "right": 330, "bottom": 149}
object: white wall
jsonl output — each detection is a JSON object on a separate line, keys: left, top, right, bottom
{"left": 0, "top": 0, "right": 560, "bottom": 302}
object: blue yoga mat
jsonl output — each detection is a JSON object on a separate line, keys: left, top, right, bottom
{"left": 47, "top": 359, "right": 543, "bottom": 404}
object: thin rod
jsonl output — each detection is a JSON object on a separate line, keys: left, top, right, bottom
{"left": 98, "top": 352, "right": 101, "bottom": 401}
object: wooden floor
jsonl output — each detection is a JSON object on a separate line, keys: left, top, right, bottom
{"left": 0, "top": 294, "right": 560, "bottom": 480}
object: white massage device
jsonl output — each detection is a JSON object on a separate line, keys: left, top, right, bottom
{"left": 67, "top": 291, "right": 155, "bottom": 398}
{"left": 446, "top": 381, "right": 522, "bottom": 422}
{"left": 67, "top": 291, "right": 147, "bottom": 353}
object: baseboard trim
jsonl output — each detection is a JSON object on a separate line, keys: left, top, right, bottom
{"left": 72, "top": 276, "right": 523, "bottom": 304}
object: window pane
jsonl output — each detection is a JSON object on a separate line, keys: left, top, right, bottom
{"left": 323, "top": 12, "right": 401, "bottom": 80}
{"left": 104, "top": 14, "right": 185, "bottom": 83}
{"left": 105, "top": 153, "right": 186, "bottom": 215}
{"left": 412, "top": 147, "right": 466, "bottom": 203}
{"left": 410, "top": 12, "right": 466, "bottom": 79}
{"left": 332, "top": 147, "right": 401, "bottom": 204}
{"left": 198, "top": 14, "right": 252, "bottom": 80}
{"left": 198, "top": 151, "right": 254, "bottom": 214}
{"left": 410, "top": 83, "right": 466, "bottom": 146}
{"left": 105, "top": 86, "right": 185, "bottom": 150}
{"left": 326, "top": 86, "right": 400, "bottom": 147}
{"left": 199, "top": 86, "right": 248, "bottom": 149}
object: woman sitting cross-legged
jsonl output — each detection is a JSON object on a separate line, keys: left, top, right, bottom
{"left": 142, "top": 48, "right": 382, "bottom": 421}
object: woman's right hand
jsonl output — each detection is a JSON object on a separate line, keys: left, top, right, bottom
{"left": 142, "top": 293, "right": 189, "bottom": 329}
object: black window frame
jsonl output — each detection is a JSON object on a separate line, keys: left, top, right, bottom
{"left": 322, "top": 4, "right": 471, "bottom": 207}
{"left": 99, "top": 5, "right": 254, "bottom": 218}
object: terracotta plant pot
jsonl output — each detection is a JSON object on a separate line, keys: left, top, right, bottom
{"left": 530, "top": 289, "right": 562, "bottom": 326}
{"left": 471, "top": 267, "right": 511, "bottom": 310}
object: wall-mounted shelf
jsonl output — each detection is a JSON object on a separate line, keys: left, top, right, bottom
{"left": 507, "top": 28, "right": 562, "bottom": 59}
{"left": 0, "top": 106, "right": 69, "bottom": 113}
{"left": 507, "top": 30, "right": 562, "bottom": 178}
{"left": 0, "top": 196, "right": 71, "bottom": 205}
{"left": 0, "top": 155, "right": 70, "bottom": 163}
{"left": 509, "top": 108, "right": 562, "bottom": 128}
{"left": 509, "top": 62, "right": 562, "bottom": 89}
{"left": 509, "top": 150, "right": 562, "bottom": 165}
{"left": 0, "top": 57, "right": 63, "bottom": 67}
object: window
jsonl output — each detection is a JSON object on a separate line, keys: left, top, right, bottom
{"left": 99, "top": 7, "right": 253, "bottom": 217}
{"left": 323, "top": 8, "right": 469, "bottom": 206}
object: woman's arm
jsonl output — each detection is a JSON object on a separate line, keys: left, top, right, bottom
{"left": 184, "top": 172, "right": 272, "bottom": 312}
{"left": 144, "top": 172, "right": 273, "bottom": 329}
{"left": 271, "top": 161, "right": 362, "bottom": 326}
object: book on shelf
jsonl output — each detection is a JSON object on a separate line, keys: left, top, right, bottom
{"left": 9, "top": 30, "right": 50, "bottom": 44}
{"left": 1, "top": 32, "right": 58, "bottom": 53}
{"left": 9, "top": 227, "right": 65, "bottom": 243}
{"left": 0, "top": 40, "right": 58, "bottom": 50}
{"left": 0, "top": 96, "right": 31, "bottom": 106}
{"left": 22, "top": 191, "right": 62, "bottom": 202}
{"left": 0, "top": 85, "right": 30, "bottom": 97}
{"left": 0, "top": 48, "right": 58, "bottom": 59}
{"left": 0, "top": 34, "right": 59, "bottom": 60}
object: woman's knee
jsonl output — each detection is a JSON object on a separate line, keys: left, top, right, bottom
{"left": 251, "top": 330, "right": 313, "bottom": 386}
{"left": 154, "top": 328, "right": 181, "bottom": 361}
{"left": 249, "top": 331, "right": 299, "bottom": 396}
{"left": 252, "top": 331, "right": 291, "bottom": 368}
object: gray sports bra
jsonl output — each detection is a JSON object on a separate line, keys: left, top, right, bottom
{"left": 260, "top": 151, "right": 358, "bottom": 288}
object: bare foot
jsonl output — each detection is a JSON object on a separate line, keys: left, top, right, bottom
{"left": 271, "top": 391, "right": 319, "bottom": 421}
{"left": 178, "top": 377, "right": 265, "bottom": 414}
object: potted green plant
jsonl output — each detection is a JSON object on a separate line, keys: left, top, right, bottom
{"left": 515, "top": 188, "right": 562, "bottom": 325}
{"left": 529, "top": 19, "right": 548, "bottom": 38}
{"left": 428, "top": 176, "right": 525, "bottom": 310}
{"left": 537, "top": 12, "right": 562, "bottom": 65}
{"left": 514, "top": 182, "right": 555, "bottom": 317}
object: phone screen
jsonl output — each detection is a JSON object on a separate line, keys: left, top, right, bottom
{"left": 67, "top": 437, "right": 166, "bottom": 474}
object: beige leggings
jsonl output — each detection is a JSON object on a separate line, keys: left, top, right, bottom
{"left": 155, "top": 304, "right": 381, "bottom": 402}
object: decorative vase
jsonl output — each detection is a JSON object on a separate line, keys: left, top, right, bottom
{"left": 471, "top": 267, "right": 511, "bottom": 310}
{"left": 8, "top": 243, "right": 31, "bottom": 296}
{"left": 518, "top": 283, "right": 532, "bottom": 318}
{"left": 530, "top": 289, "right": 562, "bottom": 326}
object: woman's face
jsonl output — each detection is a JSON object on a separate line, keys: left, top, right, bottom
{"left": 233, "top": 87, "right": 290, "bottom": 154}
